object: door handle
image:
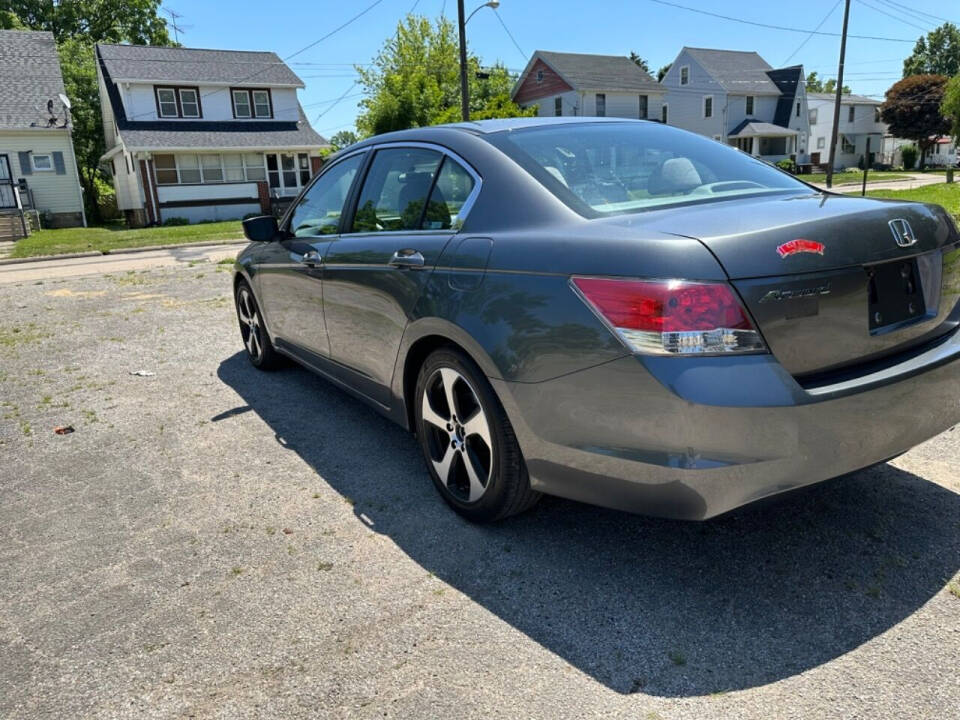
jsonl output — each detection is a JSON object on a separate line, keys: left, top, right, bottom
{"left": 389, "top": 249, "right": 425, "bottom": 269}
{"left": 300, "top": 249, "right": 322, "bottom": 266}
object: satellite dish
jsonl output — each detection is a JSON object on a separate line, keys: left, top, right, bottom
{"left": 59, "top": 93, "right": 72, "bottom": 110}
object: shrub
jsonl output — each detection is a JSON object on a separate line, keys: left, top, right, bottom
{"left": 901, "top": 145, "right": 918, "bottom": 170}
{"left": 162, "top": 216, "right": 189, "bottom": 226}
{"left": 775, "top": 158, "right": 797, "bottom": 174}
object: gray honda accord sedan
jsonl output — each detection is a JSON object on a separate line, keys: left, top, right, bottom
{"left": 233, "top": 117, "right": 960, "bottom": 522}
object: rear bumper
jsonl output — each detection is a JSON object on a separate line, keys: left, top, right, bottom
{"left": 492, "top": 329, "right": 960, "bottom": 520}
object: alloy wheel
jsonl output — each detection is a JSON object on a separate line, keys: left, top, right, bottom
{"left": 421, "top": 367, "right": 494, "bottom": 503}
{"left": 236, "top": 286, "right": 263, "bottom": 361}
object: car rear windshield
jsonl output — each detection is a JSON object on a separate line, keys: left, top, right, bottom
{"left": 493, "top": 122, "right": 812, "bottom": 217}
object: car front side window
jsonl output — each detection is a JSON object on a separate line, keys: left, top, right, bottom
{"left": 287, "top": 154, "right": 364, "bottom": 237}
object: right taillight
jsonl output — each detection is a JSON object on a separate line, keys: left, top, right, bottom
{"left": 571, "top": 276, "right": 767, "bottom": 356}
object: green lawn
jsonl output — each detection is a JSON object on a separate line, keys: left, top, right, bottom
{"left": 845, "top": 183, "right": 960, "bottom": 217}
{"left": 803, "top": 170, "right": 909, "bottom": 185}
{"left": 10, "top": 220, "right": 244, "bottom": 259}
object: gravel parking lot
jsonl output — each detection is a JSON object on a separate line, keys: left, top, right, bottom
{"left": 1, "top": 259, "right": 958, "bottom": 719}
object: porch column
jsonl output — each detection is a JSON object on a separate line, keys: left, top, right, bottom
{"left": 751, "top": 137, "right": 758, "bottom": 156}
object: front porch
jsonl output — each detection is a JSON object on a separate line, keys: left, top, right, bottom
{"left": 728, "top": 121, "right": 801, "bottom": 164}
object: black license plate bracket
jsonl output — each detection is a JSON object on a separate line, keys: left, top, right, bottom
{"left": 867, "top": 258, "right": 927, "bottom": 334}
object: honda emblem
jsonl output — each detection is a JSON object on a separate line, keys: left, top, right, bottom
{"left": 889, "top": 219, "right": 918, "bottom": 248}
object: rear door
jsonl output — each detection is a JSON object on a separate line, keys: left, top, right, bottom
{"left": 255, "top": 152, "right": 365, "bottom": 357}
{"left": 323, "top": 145, "right": 480, "bottom": 405}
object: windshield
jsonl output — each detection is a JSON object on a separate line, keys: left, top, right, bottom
{"left": 493, "top": 122, "right": 812, "bottom": 217}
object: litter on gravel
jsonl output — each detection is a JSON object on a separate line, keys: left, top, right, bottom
{"left": 129, "top": 370, "right": 156, "bottom": 377}
{"left": 53, "top": 426, "right": 74, "bottom": 435}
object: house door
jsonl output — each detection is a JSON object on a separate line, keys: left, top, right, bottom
{"left": 266, "top": 153, "right": 312, "bottom": 196}
{"left": 0, "top": 155, "right": 16, "bottom": 209}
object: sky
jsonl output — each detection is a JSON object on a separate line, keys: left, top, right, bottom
{"left": 168, "top": 0, "right": 957, "bottom": 139}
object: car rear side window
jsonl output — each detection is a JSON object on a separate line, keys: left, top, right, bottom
{"left": 494, "top": 122, "right": 810, "bottom": 217}
{"left": 287, "top": 153, "right": 364, "bottom": 237}
{"left": 422, "top": 157, "right": 476, "bottom": 230}
{"left": 352, "top": 148, "right": 443, "bottom": 233}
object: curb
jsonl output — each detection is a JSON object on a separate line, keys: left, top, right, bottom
{"left": 0, "top": 238, "right": 246, "bottom": 267}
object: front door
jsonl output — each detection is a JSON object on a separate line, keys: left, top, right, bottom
{"left": 0, "top": 155, "right": 16, "bottom": 209}
{"left": 323, "top": 146, "right": 478, "bottom": 406}
{"left": 254, "top": 152, "right": 365, "bottom": 357}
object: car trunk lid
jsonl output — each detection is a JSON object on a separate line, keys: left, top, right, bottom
{"left": 603, "top": 192, "right": 960, "bottom": 377}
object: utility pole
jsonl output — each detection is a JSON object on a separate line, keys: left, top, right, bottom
{"left": 825, "top": 0, "right": 851, "bottom": 189}
{"left": 457, "top": 0, "right": 470, "bottom": 121}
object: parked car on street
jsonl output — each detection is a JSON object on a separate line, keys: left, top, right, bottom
{"left": 233, "top": 118, "right": 960, "bottom": 522}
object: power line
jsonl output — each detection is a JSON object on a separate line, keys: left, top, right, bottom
{"left": 644, "top": 0, "right": 916, "bottom": 42}
{"left": 782, "top": 0, "right": 842, "bottom": 65}
{"left": 874, "top": 0, "right": 957, "bottom": 24}
{"left": 313, "top": 82, "right": 359, "bottom": 124}
{"left": 871, "top": 0, "right": 942, "bottom": 28}
{"left": 855, "top": 0, "right": 932, "bottom": 32}
{"left": 284, "top": 0, "right": 388, "bottom": 63}
{"left": 493, "top": 11, "right": 526, "bottom": 62}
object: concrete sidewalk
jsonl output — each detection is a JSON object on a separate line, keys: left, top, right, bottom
{"left": 0, "top": 241, "right": 246, "bottom": 285}
{"left": 812, "top": 172, "right": 947, "bottom": 193}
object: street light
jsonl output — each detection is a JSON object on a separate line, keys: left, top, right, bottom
{"left": 458, "top": 0, "right": 500, "bottom": 122}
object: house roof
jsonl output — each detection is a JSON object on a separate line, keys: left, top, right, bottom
{"left": 0, "top": 29, "right": 70, "bottom": 131}
{"left": 96, "top": 45, "right": 327, "bottom": 152}
{"left": 96, "top": 43, "right": 305, "bottom": 87}
{"left": 808, "top": 92, "right": 882, "bottom": 105}
{"left": 683, "top": 47, "right": 781, "bottom": 95}
{"left": 530, "top": 50, "right": 662, "bottom": 93}
{"left": 768, "top": 66, "right": 803, "bottom": 128}
{"left": 728, "top": 120, "right": 798, "bottom": 138}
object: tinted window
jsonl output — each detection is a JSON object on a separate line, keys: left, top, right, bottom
{"left": 422, "top": 158, "right": 476, "bottom": 230}
{"left": 287, "top": 154, "right": 363, "bottom": 237}
{"left": 352, "top": 148, "right": 442, "bottom": 232}
{"left": 494, "top": 122, "right": 810, "bottom": 217}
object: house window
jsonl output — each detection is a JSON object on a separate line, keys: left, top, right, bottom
{"left": 841, "top": 135, "right": 855, "bottom": 154}
{"left": 555, "top": 97, "right": 562, "bottom": 116}
{"left": 848, "top": 106, "right": 855, "bottom": 123}
{"left": 796, "top": 102, "right": 801, "bottom": 117}
{"left": 661, "top": 104, "right": 668, "bottom": 124}
{"left": 244, "top": 154, "right": 266, "bottom": 181}
{"left": 252, "top": 90, "right": 271, "bottom": 118}
{"left": 745, "top": 96, "right": 754, "bottom": 115}
{"left": 595, "top": 93, "right": 606, "bottom": 117}
{"left": 281, "top": 153, "right": 297, "bottom": 188}
{"left": 703, "top": 96, "right": 713, "bottom": 119}
{"left": 200, "top": 155, "right": 223, "bottom": 183}
{"left": 31, "top": 154, "right": 53, "bottom": 171}
{"left": 639, "top": 94, "right": 648, "bottom": 119}
{"left": 679, "top": 65, "right": 689, "bottom": 85}
{"left": 817, "top": 136, "right": 825, "bottom": 149}
{"left": 232, "top": 89, "right": 273, "bottom": 119}
{"left": 809, "top": 108, "right": 818, "bottom": 124}
{"left": 155, "top": 86, "right": 201, "bottom": 118}
{"left": 154, "top": 154, "right": 178, "bottom": 184}
{"left": 536, "top": 69, "right": 544, "bottom": 84}
{"left": 874, "top": 106, "right": 881, "bottom": 122}
{"left": 222, "top": 153, "right": 245, "bottom": 182}
{"left": 232, "top": 90, "right": 252, "bottom": 118}
{"left": 298, "top": 153, "right": 311, "bottom": 186}
{"left": 178, "top": 155, "right": 201, "bottom": 183}
{"left": 156, "top": 87, "right": 179, "bottom": 118}
{"left": 179, "top": 88, "right": 200, "bottom": 118}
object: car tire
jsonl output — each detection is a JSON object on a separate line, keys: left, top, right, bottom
{"left": 235, "top": 280, "right": 282, "bottom": 371}
{"left": 415, "top": 347, "right": 540, "bottom": 522}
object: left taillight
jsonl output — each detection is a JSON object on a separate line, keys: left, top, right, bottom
{"left": 571, "top": 276, "right": 767, "bottom": 356}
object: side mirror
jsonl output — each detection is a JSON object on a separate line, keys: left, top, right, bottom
{"left": 242, "top": 215, "right": 279, "bottom": 242}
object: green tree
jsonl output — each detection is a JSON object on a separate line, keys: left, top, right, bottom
{"left": 941, "top": 73, "right": 960, "bottom": 144}
{"left": 355, "top": 15, "right": 533, "bottom": 137}
{"left": 656, "top": 63, "right": 671, "bottom": 82}
{"left": 806, "top": 71, "right": 851, "bottom": 94}
{"left": 3, "top": 0, "right": 171, "bottom": 222}
{"left": 881, "top": 74, "right": 951, "bottom": 169}
{"left": 903, "top": 23, "right": 960, "bottom": 77}
{"left": 328, "top": 130, "right": 360, "bottom": 150}
{"left": 628, "top": 51, "right": 649, "bottom": 74}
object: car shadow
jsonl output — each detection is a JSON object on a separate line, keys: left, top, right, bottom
{"left": 217, "top": 352, "right": 960, "bottom": 697}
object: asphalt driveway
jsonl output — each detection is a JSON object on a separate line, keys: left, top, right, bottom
{"left": 1, "top": 259, "right": 958, "bottom": 718}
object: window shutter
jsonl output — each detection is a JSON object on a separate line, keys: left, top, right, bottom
{"left": 18, "top": 152, "right": 32, "bottom": 175}
{"left": 53, "top": 152, "right": 66, "bottom": 175}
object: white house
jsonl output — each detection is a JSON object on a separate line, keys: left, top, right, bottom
{"left": 0, "top": 29, "right": 86, "bottom": 237}
{"left": 923, "top": 136, "right": 958, "bottom": 167}
{"left": 95, "top": 43, "right": 329, "bottom": 226}
{"left": 660, "top": 47, "right": 810, "bottom": 164}
{"left": 511, "top": 50, "right": 665, "bottom": 121}
{"left": 807, "top": 92, "right": 886, "bottom": 169}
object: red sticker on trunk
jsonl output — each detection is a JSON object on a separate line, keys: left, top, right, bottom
{"left": 777, "top": 239, "right": 825, "bottom": 258}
